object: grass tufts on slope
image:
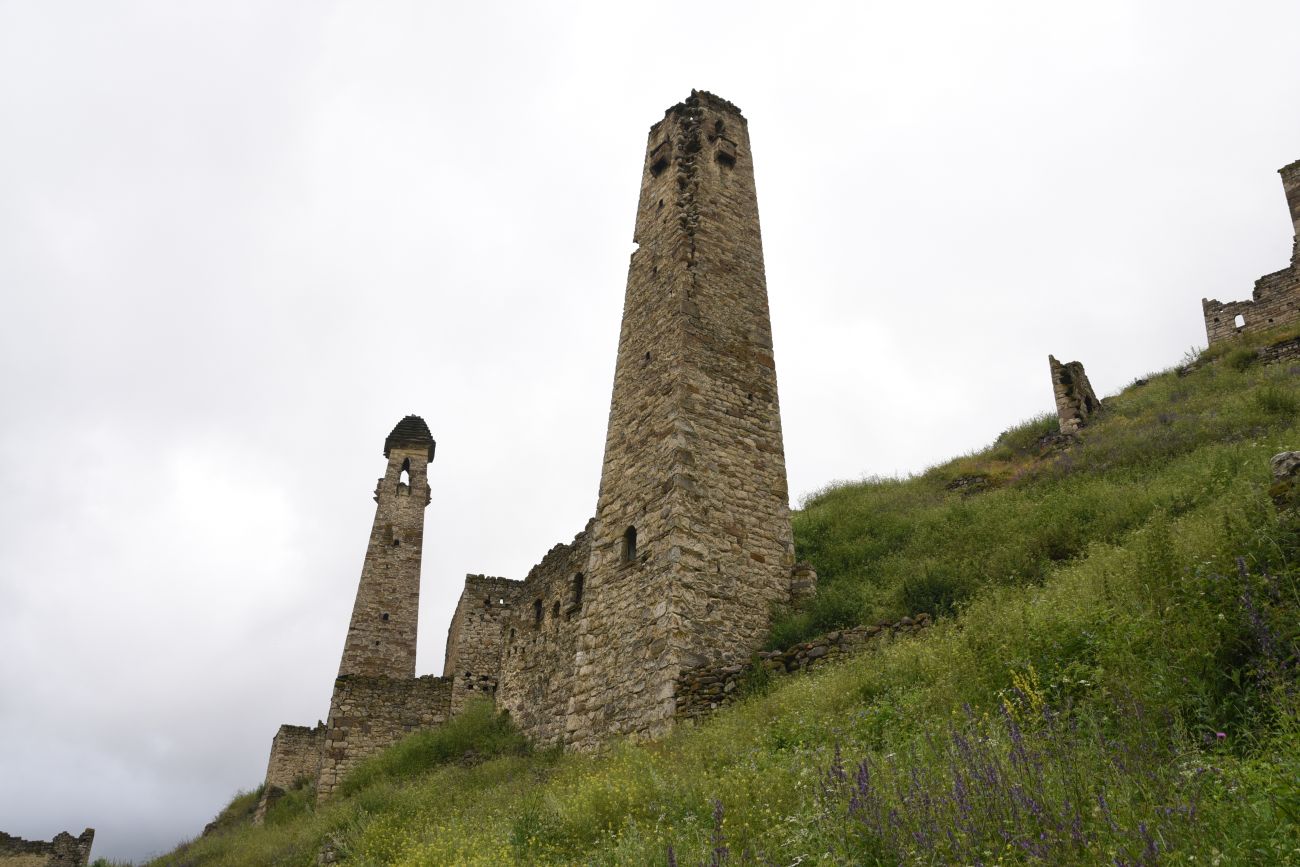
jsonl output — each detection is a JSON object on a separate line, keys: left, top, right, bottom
{"left": 148, "top": 335, "right": 1300, "bottom": 865}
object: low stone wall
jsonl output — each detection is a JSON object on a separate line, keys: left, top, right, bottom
{"left": 263, "top": 723, "right": 325, "bottom": 791}
{"left": 1259, "top": 336, "right": 1300, "bottom": 365}
{"left": 0, "top": 830, "right": 94, "bottom": 867}
{"left": 252, "top": 723, "right": 326, "bottom": 823}
{"left": 316, "top": 674, "right": 452, "bottom": 801}
{"left": 675, "top": 614, "right": 933, "bottom": 720}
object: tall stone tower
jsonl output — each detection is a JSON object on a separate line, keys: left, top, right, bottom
{"left": 565, "top": 91, "right": 795, "bottom": 748}
{"left": 1282, "top": 159, "right": 1300, "bottom": 267}
{"left": 336, "top": 415, "right": 436, "bottom": 679}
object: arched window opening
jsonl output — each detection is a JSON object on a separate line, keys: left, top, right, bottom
{"left": 552, "top": 600, "right": 560, "bottom": 621}
{"left": 398, "top": 457, "right": 411, "bottom": 490}
{"left": 623, "top": 526, "right": 637, "bottom": 564}
{"left": 533, "top": 598, "right": 543, "bottom": 626}
{"left": 1234, "top": 314, "right": 1246, "bottom": 329}
{"left": 573, "top": 573, "right": 585, "bottom": 608}
{"left": 508, "top": 628, "right": 515, "bottom": 643}
{"left": 483, "top": 598, "right": 492, "bottom": 609}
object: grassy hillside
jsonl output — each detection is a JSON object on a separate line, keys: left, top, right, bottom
{"left": 149, "top": 332, "right": 1300, "bottom": 866}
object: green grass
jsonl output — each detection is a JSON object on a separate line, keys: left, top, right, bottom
{"left": 147, "top": 337, "right": 1300, "bottom": 865}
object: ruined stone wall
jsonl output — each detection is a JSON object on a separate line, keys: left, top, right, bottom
{"left": 0, "top": 830, "right": 94, "bottom": 867}
{"left": 1048, "top": 355, "right": 1101, "bottom": 434}
{"left": 1202, "top": 160, "right": 1300, "bottom": 346}
{"left": 676, "top": 615, "right": 932, "bottom": 720}
{"left": 443, "top": 574, "right": 524, "bottom": 713}
{"left": 496, "top": 523, "right": 591, "bottom": 747}
{"left": 1259, "top": 335, "right": 1300, "bottom": 365}
{"left": 262, "top": 723, "right": 324, "bottom": 791}
{"left": 316, "top": 674, "right": 451, "bottom": 801}
{"left": 566, "top": 92, "right": 795, "bottom": 750}
{"left": 337, "top": 417, "right": 435, "bottom": 680}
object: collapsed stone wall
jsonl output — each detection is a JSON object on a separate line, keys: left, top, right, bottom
{"left": 676, "top": 614, "right": 932, "bottom": 720}
{"left": 0, "top": 830, "right": 94, "bottom": 867}
{"left": 496, "top": 522, "right": 592, "bottom": 747}
{"left": 261, "top": 723, "right": 324, "bottom": 792}
{"left": 443, "top": 574, "right": 524, "bottom": 713}
{"left": 1259, "top": 336, "right": 1300, "bottom": 365}
{"left": 316, "top": 674, "right": 451, "bottom": 801}
{"left": 1048, "top": 356, "right": 1101, "bottom": 434}
{"left": 1202, "top": 159, "right": 1300, "bottom": 346}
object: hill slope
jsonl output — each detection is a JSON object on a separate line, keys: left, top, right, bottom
{"left": 147, "top": 332, "right": 1300, "bottom": 866}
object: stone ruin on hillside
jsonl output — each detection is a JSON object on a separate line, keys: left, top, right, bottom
{"left": 254, "top": 91, "right": 814, "bottom": 814}
{"left": 1202, "top": 159, "right": 1300, "bottom": 345}
{"left": 1048, "top": 355, "right": 1101, "bottom": 434}
{"left": 0, "top": 829, "right": 94, "bottom": 867}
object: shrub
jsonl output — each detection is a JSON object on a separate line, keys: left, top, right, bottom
{"left": 1254, "top": 384, "right": 1299, "bottom": 415}
{"left": 1227, "top": 347, "right": 1258, "bottom": 371}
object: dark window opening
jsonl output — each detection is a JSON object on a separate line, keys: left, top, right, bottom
{"left": 381, "top": 612, "right": 389, "bottom": 621}
{"left": 573, "top": 573, "right": 584, "bottom": 607}
{"left": 644, "top": 351, "right": 651, "bottom": 362}
{"left": 623, "top": 526, "right": 637, "bottom": 563}
{"left": 715, "top": 137, "right": 737, "bottom": 168}
{"left": 533, "top": 598, "right": 543, "bottom": 626}
{"left": 649, "top": 140, "right": 671, "bottom": 177}
{"left": 484, "top": 598, "right": 492, "bottom": 609}
{"left": 552, "top": 600, "right": 560, "bottom": 620}
{"left": 657, "top": 198, "right": 664, "bottom": 210}
{"left": 508, "top": 628, "right": 515, "bottom": 643}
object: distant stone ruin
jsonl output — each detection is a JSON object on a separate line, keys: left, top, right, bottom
{"left": 1048, "top": 355, "right": 1101, "bottom": 434}
{"left": 0, "top": 829, "right": 94, "bottom": 867}
{"left": 254, "top": 91, "right": 811, "bottom": 811}
{"left": 1202, "top": 159, "right": 1300, "bottom": 345}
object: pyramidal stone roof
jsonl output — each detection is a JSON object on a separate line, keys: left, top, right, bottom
{"left": 384, "top": 415, "right": 435, "bottom": 462}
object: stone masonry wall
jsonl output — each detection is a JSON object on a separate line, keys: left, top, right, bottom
{"left": 443, "top": 574, "right": 524, "bottom": 714}
{"left": 1202, "top": 160, "right": 1300, "bottom": 346}
{"left": 316, "top": 674, "right": 451, "bottom": 801}
{"left": 496, "top": 522, "right": 592, "bottom": 747}
{"left": 337, "top": 417, "right": 435, "bottom": 680}
{"left": 566, "top": 92, "right": 795, "bottom": 750}
{"left": 0, "top": 830, "right": 94, "bottom": 867}
{"left": 262, "top": 723, "right": 324, "bottom": 792}
{"left": 1259, "top": 336, "right": 1300, "bottom": 365}
{"left": 676, "top": 614, "right": 932, "bottom": 720}
{"left": 1048, "top": 355, "right": 1101, "bottom": 434}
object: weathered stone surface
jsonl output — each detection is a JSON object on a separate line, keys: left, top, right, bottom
{"left": 1202, "top": 159, "right": 1300, "bottom": 346}
{"left": 315, "top": 674, "right": 451, "bottom": 801}
{"left": 259, "top": 418, "right": 447, "bottom": 810}
{"left": 0, "top": 830, "right": 94, "bottom": 867}
{"left": 1048, "top": 355, "right": 1101, "bottom": 434}
{"left": 338, "top": 416, "right": 434, "bottom": 679}
{"left": 252, "top": 723, "right": 324, "bottom": 822}
{"left": 564, "top": 90, "right": 797, "bottom": 750}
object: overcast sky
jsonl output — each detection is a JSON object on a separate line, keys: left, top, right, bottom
{"left": 2, "top": 1, "right": 1298, "bottom": 861}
